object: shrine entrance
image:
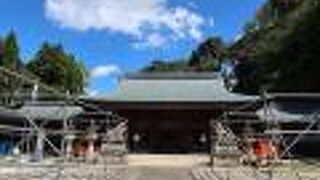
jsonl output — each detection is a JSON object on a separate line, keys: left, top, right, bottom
{"left": 122, "top": 110, "right": 214, "bottom": 153}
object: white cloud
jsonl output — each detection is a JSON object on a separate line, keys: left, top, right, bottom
{"left": 132, "top": 33, "right": 168, "bottom": 49}
{"left": 45, "top": 0, "right": 206, "bottom": 47}
{"left": 90, "top": 65, "right": 121, "bottom": 78}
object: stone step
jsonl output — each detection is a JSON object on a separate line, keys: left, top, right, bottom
{"left": 191, "top": 168, "right": 219, "bottom": 180}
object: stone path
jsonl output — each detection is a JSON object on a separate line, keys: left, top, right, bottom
{"left": 127, "top": 167, "right": 193, "bottom": 180}
{"left": 0, "top": 164, "right": 127, "bottom": 180}
{"left": 0, "top": 155, "right": 206, "bottom": 180}
{"left": 4, "top": 155, "right": 320, "bottom": 180}
{"left": 126, "top": 154, "right": 207, "bottom": 180}
{"left": 127, "top": 154, "right": 208, "bottom": 167}
{"left": 1, "top": 155, "right": 320, "bottom": 180}
{"left": 191, "top": 166, "right": 320, "bottom": 180}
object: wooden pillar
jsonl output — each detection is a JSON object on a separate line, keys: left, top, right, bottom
{"left": 209, "top": 119, "right": 216, "bottom": 166}
{"left": 25, "top": 120, "right": 31, "bottom": 155}
{"left": 61, "top": 118, "right": 67, "bottom": 157}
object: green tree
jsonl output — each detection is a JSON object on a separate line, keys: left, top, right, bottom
{"left": 0, "top": 32, "right": 24, "bottom": 106}
{"left": 256, "top": 0, "right": 303, "bottom": 27}
{"left": 142, "top": 37, "right": 227, "bottom": 72}
{"left": 27, "top": 43, "right": 88, "bottom": 95}
{"left": 243, "top": 21, "right": 259, "bottom": 35}
{"left": 0, "top": 37, "right": 4, "bottom": 66}
{"left": 189, "top": 37, "right": 226, "bottom": 71}
{"left": 232, "top": 0, "right": 320, "bottom": 93}
{"left": 142, "top": 59, "right": 189, "bottom": 72}
{"left": 3, "top": 31, "right": 21, "bottom": 69}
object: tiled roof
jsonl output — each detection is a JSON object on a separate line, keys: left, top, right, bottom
{"left": 89, "top": 73, "right": 258, "bottom": 103}
{"left": 0, "top": 101, "right": 83, "bottom": 120}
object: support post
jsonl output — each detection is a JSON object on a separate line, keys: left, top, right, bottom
{"left": 86, "top": 119, "right": 97, "bottom": 161}
{"left": 209, "top": 119, "right": 216, "bottom": 167}
{"left": 66, "top": 134, "right": 75, "bottom": 159}
{"left": 62, "top": 118, "right": 66, "bottom": 158}
{"left": 34, "top": 130, "right": 45, "bottom": 161}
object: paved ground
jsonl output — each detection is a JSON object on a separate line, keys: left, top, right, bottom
{"left": 125, "top": 154, "right": 207, "bottom": 180}
{"left": 127, "top": 166, "right": 193, "bottom": 180}
{"left": 2, "top": 155, "right": 320, "bottom": 180}
{"left": 0, "top": 154, "right": 206, "bottom": 180}
{"left": 127, "top": 154, "right": 208, "bottom": 167}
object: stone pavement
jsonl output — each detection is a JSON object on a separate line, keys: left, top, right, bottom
{"left": 127, "top": 166, "right": 193, "bottom": 180}
{"left": 191, "top": 164, "right": 320, "bottom": 180}
{"left": 125, "top": 154, "right": 208, "bottom": 180}
{"left": 0, "top": 154, "right": 207, "bottom": 180}
{"left": 1, "top": 155, "right": 320, "bottom": 180}
{"left": 5, "top": 154, "right": 320, "bottom": 180}
{"left": 127, "top": 154, "right": 208, "bottom": 167}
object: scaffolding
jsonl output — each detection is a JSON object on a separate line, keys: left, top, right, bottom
{"left": 2, "top": 66, "right": 320, "bottom": 179}
{"left": 0, "top": 66, "right": 129, "bottom": 180}
{"left": 208, "top": 91, "right": 320, "bottom": 180}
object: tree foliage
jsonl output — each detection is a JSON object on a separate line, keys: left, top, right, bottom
{"left": 232, "top": 0, "right": 320, "bottom": 93}
{"left": 26, "top": 43, "right": 88, "bottom": 95}
{"left": 0, "top": 38, "right": 5, "bottom": 66}
{"left": 142, "top": 0, "right": 320, "bottom": 94}
{"left": 0, "top": 32, "right": 25, "bottom": 106}
{"left": 142, "top": 37, "right": 227, "bottom": 72}
{"left": 142, "top": 59, "right": 189, "bottom": 72}
{"left": 2, "top": 32, "right": 21, "bottom": 70}
{"left": 189, "top": 37, "right": 226, "bottom": 71}
{"left": 0, "top": 31, "right": 88, "bottom": 105}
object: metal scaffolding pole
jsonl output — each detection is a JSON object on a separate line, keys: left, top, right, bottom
{"left": 0, "top": 66, "right": 129, "bottom": 180}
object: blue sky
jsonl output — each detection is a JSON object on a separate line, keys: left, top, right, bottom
{"left": 0, "top": 0, "right": 266, "bottom": 95}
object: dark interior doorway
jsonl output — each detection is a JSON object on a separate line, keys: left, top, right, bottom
{"left": 129, "top": 130, "right": 209, "bottom": 153}
{"left": 147, "top": 130, "right": 191, "bottom": 153}
{"left": 123, "top": 109, "right": 214, "bottom": 154}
